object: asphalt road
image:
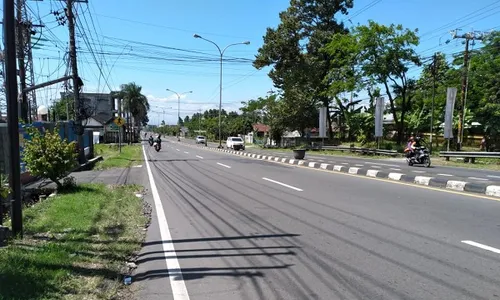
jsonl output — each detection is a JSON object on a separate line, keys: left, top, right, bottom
{"left": 191, "top": 139, "right": 500, "bottom": 186}
{"left": 137, "top": 139, "right": 500, "bottom": 300}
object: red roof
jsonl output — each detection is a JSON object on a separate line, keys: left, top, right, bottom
{"left": 253, "top": 123, "right": 270, "bottom": 133}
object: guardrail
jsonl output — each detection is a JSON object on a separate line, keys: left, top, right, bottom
{"left": 439, "top": 151, "right": 500, "bottom": 163}
{"left": 319, "top": 145, "right": 400, "bottom": 157}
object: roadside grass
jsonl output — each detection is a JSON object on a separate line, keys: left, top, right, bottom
{"left": 94, "top": 144, "right": 143, "bottom": 169}
{"left": 0, "top": 183, "right": 147, "bottom": 300}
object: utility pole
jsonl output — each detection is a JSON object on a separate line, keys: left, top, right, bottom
{"left": 66, "top": 0, "right": 86, "bottom": 162}
{"left": 0, "top": 50, "right": 6, "bottom": 119}
{"left": 451, "top": 29, "right": 486, "bottom": 151}
{"left": 16, "top": 0, "right": 28, "bottom": 122}
{"left": 4, "top": 0, "right": 23, "bottom": 237}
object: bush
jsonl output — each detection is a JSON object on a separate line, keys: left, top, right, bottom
{"left": 0, "top": 174, "right": 10, "bottom": 199}
{"left": 23, "top": 126, "right": 77, "bottom": 189}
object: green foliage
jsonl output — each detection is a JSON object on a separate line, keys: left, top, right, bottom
{"left": 116, "top": 82, "right": 150, "bottom": 127}
{"left": 0, "top": 173, "right": 10, "bottom": 199}
{"left": 23, "top": 127, "right": 77, "bottom": 189}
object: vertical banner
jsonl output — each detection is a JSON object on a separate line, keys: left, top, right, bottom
{"left": 318, "top": 106, "right": 327, "bottom": 138}
{"left": 444, "top": 87, "right": 457, "bottom": 139}
{"left": 374, "top": 97, "right": 384, "bottom": 137}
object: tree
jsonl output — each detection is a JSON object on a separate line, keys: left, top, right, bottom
{"left": 50, "top": 97, "right": 74, "bottom": 121}
{"left": 178, "top": 117, "right": 184, "bottom": 127}
{"left": 354, "top": 21, "right": 421, "bottom": 143}
{"left": 468, "top": 31, "right": 500, "bottom": 149}
{"left": 254, "top": 0, "right": 354, "bottom": 138}
{"left": 23, "top": 126, "right": 77, "bottom": 189}
{"left": 118, "top": 82, "right": 150, "bottom": 128}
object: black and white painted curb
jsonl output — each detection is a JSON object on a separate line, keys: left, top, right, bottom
{"left": 178, "top": 142, "right": 500, "bottom": 198}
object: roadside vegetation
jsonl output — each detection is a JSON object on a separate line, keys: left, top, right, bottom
{"left": 0, "top": 183, "right": 147, "bottom": 300}
{"left": 94, "top": 144, "right": 143, "bottom": 169}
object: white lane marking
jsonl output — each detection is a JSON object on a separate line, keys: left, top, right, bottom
{"left": 262, "top": 177, "right": 303, "bottom": 192}
{"left": 487, "top": 175, "right": 500, "bottom": 179}
{"left": 390, "top": 168, "right": 401, "bottom": 171}
{"left": 142, "top": 146, "right": 191, "bottom": 300}
{"left": 341, "top": 162, "right": 349, "bottom": 165}
{"left": 196, "top": 155, "right": 204, "bottom": 159}
{"left": 133, "top": 165, "right": 143, "bottom": 168}
{"left": 366, "top": 162, "right": 400, "bottom": 168}
{"left": 355, "top": 164, "right": 364, "bottom": 167}
{"left": 461, "top": 240, "right": 500, "bottom": 254}
{"left": 217, "top": 162, "right": 231, "bottom": 169}
{"left": 371, "top": 166, "right": 382, "bottom": 169}
{"left": 437, "top": 173, "right": 453, "bottom": 177}
{"left": 184, "top": 151, "right": 189, "bottom": 154}
{"left": 176, "top": 149, "right": 180, "bottom": 152}
{"left": 412, "top": 170, "right": 425, "bottom": 173}
{"left": 468, "top": 177, "right": 489, "bottom": 181}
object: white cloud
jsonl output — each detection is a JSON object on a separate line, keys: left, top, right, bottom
{"left": 147, "top": 93, "right": 188, "bottom": 102}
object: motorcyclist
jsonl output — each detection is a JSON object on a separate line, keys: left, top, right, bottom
{"left": 411, "top": 136, "right": 423, "bottom": 160}
{"left": 404, "top": 136, "right": 415, "bottom": 159}
{"left": 155, "top": 134, "right": 162, "bottom": 149}
{"left": 148, "top": 134, "right": 154, "bottom": 145}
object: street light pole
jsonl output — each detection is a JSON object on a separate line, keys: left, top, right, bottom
{"left": 194, "top": 34, "right": 250, "bottom": 148}
{"left": 166, "top": 89, "right": 192, "bottom": 140}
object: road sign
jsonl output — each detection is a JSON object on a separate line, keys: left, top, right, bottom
{"left": 114, "top": 117, "right": 125, "bottom": 127}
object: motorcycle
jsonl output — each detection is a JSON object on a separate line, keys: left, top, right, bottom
{"left": 407, "top": 146, "right": 431, "bottom": 167}
{"left": 153, "top": 141, "right": 161, "bottom": 152}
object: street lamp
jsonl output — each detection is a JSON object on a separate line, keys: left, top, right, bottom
{"left": 166, "top": 89, "right": 192, "bottom": 140}
{"left": 194, "top": 34, "right": 250, "bottom": 148}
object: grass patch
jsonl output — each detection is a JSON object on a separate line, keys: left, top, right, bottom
{"left": 94, "top": 144, "right": 143, "bottom": 169}
{"left": 0, "top": 183, "right": 147, "bottom": 300}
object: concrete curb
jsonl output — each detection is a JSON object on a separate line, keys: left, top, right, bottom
{"left": 180, "top": 142, "right": 500, "bottom": 198}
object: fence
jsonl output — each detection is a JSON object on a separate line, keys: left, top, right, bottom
{"left": 0, "top": 121, "right": 93, "bottom": 176}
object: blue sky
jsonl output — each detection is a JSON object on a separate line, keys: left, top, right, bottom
{"left": 3, "top": 0, "right": 499, "bottom": 124}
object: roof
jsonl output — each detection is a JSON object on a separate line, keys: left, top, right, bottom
{"left": 253, "top": 123, "right": 270, "bottom": 133}
{"left": 92, "top": 113, "right": 114, "bottom": 125}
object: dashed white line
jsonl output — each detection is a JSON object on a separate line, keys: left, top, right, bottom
{"left": 390, "top": 168, "right": 401, "bottom": 171}
{"left": 176, "top": 149, "right": 180, "bottom": 152}
{"left": 412, "top": 170, "right": 425, "bottom": 173}
{"left": 217, "top": 162, "right": 231, "bottom": 169}
{"left": 184, "top": 151, "right": 189, "bottom": 154}
{"left": 142, "top": 146, "right": 191, "bottom": 300}
{"left": 461, "top": 240, "right": 500, "bottom": 254}
{"left": 371, "top": 166, "right": 382, "bottom": 169}
{"left": 196, "top": 155, "right": 204, "bottom": 159}
{"left": 468, "top": 177, "right": 489, "bottom": 181}
{"left": 366, "top": 162, "right": 400, "bottom": 168}
{"left": 355, "top": 164, "right": 364, "bottom": 167}
{"left": 341, "top": 162, "right": 349, "bottom": 165}
{"left": 487, "top": 175, "right": 500, "bottom": 179}
{"left": 262, "top": 177, "right": 303, "bottom": 191}
{"left": 437, "top": 173, "right": 453, "bottom": 177}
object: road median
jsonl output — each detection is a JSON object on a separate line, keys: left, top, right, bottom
{"left": 179, "top": 141, "right": 500, "bottom": 199}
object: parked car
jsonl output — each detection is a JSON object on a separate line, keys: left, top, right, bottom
{"left": 195, "top": 136, "right": 206, "bottom": 144}
{"left": 226, "top": 136, "right": 245, "bottom": 150}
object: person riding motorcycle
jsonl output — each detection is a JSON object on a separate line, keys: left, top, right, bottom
{"left": 404, "top": 136, "right": 415, "bottom": 158}
{"left": 155, "top": 134, "right": 162, "bottom": 150}
{"left": 148, "top": 135, "right": 154, "bottom": 145}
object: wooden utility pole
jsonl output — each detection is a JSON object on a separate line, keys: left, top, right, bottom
{"left": 16, "top": 0, "right": 28, "bottom": 122}
{"left": 430, "top": 53, "right": 437, "bottom": 154}
{"left": 4, "top": 0, "right": 23, "bottom": 237}
{"left": 66, "top": 0, "right": 86, "bottom": 163}
{"left": 451, "top": 30, "right": 486, "bottom": 150}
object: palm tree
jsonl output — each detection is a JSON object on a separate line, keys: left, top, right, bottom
{"left": 118, "top": 82, "right": 150, "bottom": 143}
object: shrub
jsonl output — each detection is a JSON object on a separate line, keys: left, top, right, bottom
{"left": 23, "top": 126, "right": 77, "bottom": 189}
{"left": 0, "top": 173, "right": 10, "bottom": 199}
